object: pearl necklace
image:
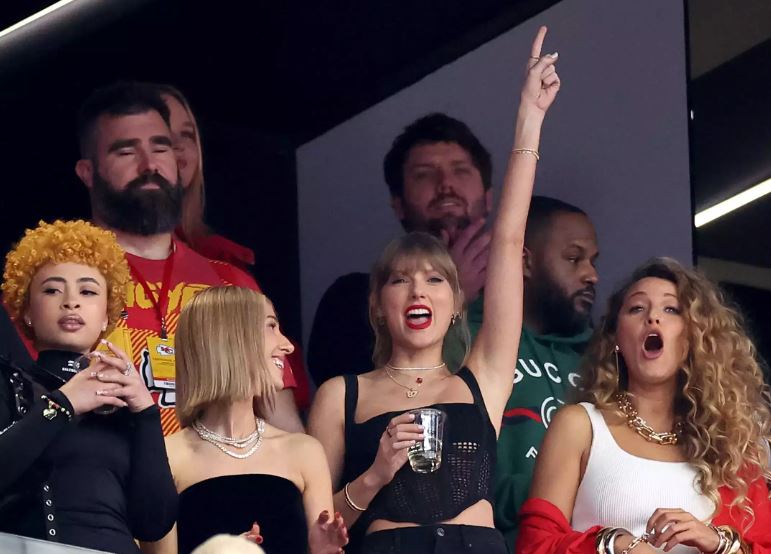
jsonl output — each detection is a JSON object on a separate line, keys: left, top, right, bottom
{"left": 615, "top": 393, "right": 682, "bottom": 445}
{"left": 193, "top": 417, "right": 266, "bottom": 459}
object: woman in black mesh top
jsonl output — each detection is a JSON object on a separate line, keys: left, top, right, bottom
{"left": 308, "top": 27, "right": 561, "bottom": 554}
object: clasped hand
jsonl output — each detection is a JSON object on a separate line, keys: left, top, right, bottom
{"left": 59, "top": 339, "right": 154, "bottom": 415}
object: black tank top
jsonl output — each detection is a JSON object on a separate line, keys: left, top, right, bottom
{"left": 341, "top": 367, "right": 496, "bottom": 538}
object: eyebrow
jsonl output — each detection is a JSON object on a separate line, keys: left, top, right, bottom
{"left": 628, "top": 291, "right": 678, "bottom": 299}
{"left": 107, "top": 135, "right": 172, "bottom": 153}
{"left": 41, "top": 277, "right": 102, "bottom": 286}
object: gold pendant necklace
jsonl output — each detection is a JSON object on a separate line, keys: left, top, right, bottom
{"left": 615, "top": 393, "right": 682, "bottom": 445}
{"left": 384, "top": 366, "right": 423, "bottom": 398}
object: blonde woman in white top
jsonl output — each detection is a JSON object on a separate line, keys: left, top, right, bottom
{"left": 518, "top": 258, "right": 771, "bottom": 554}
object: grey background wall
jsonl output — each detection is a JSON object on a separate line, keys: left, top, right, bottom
{"left": 297, "top": 0, "right": 692, "bottom": 349}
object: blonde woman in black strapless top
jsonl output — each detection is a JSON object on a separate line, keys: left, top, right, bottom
{"left": 308, "top": 27, "right": 562, "bottom": 554}
{"left": 145, "top": 287, "right": 347, "bottom": 554}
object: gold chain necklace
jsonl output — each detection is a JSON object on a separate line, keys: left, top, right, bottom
{"left": 384, "top": 366, "right": 423, "bottom": 398}
{"left": 615, "top": 393, "right": 682, "bottom": 445}
{"left": 385, "top": 362, "right": 446, "bottom": 371}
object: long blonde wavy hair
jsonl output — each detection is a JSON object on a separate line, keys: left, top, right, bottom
{"left": 581, "top": 257, "right": 771, "bottom": 527}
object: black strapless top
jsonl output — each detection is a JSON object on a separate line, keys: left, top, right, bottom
{"left": 177, "top": 474, "right": 307, "bottom": 554}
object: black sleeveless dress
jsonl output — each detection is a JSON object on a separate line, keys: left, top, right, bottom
{"left": 176, "top": 474, "right": 308, "bottom": 554}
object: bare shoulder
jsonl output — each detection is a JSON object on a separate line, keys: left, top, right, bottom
{"left": 164, "top": 428, "right": 197, "bottom": 476}
{"left": 547, "top": 403, "right": 592, "bottom": 446}
{"left": 285, "top": 431, "right": 326, "bottom": 458}
{"left": 312, "top": 375, "right": 347, "bottom": 409}
{"left": 164, "top": 428, "right": 194, "bottom": 456}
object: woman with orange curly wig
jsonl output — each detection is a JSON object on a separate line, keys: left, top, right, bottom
{"left": 517, "top": 257, "right": 771, "bottom": 554}
{"left": 0, "top": 220, "right": 177, "bottom": 553}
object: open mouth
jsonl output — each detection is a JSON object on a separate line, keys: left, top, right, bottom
{"left": 642, "top": 333, "right": 664, "bottom": 359}
{"left": 404, "top": 304, "right": 432, "bottom": 330}
{"left": 271, "top": 357, "right": 285, "bottom": 370}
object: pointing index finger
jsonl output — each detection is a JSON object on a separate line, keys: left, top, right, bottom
{"left": 531, "top": 25, "right": 547, "bottom": 59}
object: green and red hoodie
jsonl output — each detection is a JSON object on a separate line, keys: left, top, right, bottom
{"left": 462, "top": 296, "right": 591, "bottom": 551}
{"left": 493, "top": 324, "right": 591, "bottom": 551}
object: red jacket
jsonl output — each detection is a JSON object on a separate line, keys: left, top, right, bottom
{"left": 517, "top": 478, "right": 771, "bottom": 554}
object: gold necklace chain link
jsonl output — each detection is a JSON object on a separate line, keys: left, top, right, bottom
{"left": 615, "top": 393, "right": 682, "bottom": 446}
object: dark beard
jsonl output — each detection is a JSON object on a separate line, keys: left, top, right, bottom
{"left": 532, "top": 272, "right": 594, "bottom": 336}
{"left": 91, "top": 169, "right": 183, "bottom": 236}
{"left": 401, "top": 192, "right": 482, "bottom": 240}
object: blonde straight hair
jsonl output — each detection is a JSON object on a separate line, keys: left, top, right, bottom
{"left": 369, "top": 232, "right": 469, "bottom": 372}
{"left": 175, "top": 287, "right": 276, "bottom": 427}
{"left": 153, "top": 84, "right": 209, "bottom": 244}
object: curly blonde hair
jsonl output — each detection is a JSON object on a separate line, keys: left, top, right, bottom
{"left": 581, "top": 257, "right": 771, "bottom": 527}
{"left": 2, "top": 220, "right": 130, "bottom": 338}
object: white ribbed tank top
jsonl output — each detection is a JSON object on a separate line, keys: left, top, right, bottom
{"left": 571, "top": 403, "right": 715, "bottom": 554}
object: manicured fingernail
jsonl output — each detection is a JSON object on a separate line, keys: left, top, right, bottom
{"left": 549, "top": 52, "right": 558, "bottom": 58}
{"left": 90, "top": 371, "right": 97, "bottom": 377}
{"left": 408, "top": 414, "right": 415, "bottom": 420}
{"left": 100, "top": 339, "right": 109, "bottom": 344}
{"left": 256, "top": 537, "right": 263, "bottom": 544}
{"left": 96, "top": 390, "right": 103, "bottom": 396}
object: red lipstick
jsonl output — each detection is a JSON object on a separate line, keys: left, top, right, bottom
{"left": 404, "top": 304, "right": 432, "bottom": 330}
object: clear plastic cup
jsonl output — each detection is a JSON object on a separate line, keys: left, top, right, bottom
{"left": 407, "top": 408, "right": 446, "bottom": 473}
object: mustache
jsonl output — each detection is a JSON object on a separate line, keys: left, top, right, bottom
{"left": 572, "top": 285, "right": 596, "bottom": 301}
{"left": 429, "top": 193, "right": 467, "bottom": 210}
{"left": 125, "top": 171, "right": 175, "bottom": 193}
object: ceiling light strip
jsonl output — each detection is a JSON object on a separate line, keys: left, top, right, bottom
{"left": 694, "top": 177, "right": 771, "bottom": 228}
{"left": 0, "top": 0, "right": 80, "bottom": 41}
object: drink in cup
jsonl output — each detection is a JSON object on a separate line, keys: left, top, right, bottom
{"left": 407, "top": 408, "right": 446, "bottom": 473}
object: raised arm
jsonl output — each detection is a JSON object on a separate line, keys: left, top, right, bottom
{"left": 467, "top": 26, "right": 561, "bottom": 425}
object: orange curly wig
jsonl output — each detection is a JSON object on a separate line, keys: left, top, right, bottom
{"left": 2, "top": 220, "right": 129, "bottom": 338}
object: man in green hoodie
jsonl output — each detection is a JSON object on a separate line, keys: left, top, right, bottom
{"left": 490, "top": 195, "right": 599, "bottom": 551}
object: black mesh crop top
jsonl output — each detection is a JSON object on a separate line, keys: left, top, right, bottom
{"left": 340, "top": 366, "right": 497, "bottom": 538}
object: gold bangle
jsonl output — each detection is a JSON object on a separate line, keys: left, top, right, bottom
{"left": 708, "top": 524, "right": 728, "bottom": 554}
{"left": 512, "top": 148, "right": 540, "bottom": 160}
{"left": 344, "top": 482, "right": 366, "bottom": 512}
{"left": 596, "top": 527, "right": 623, "bottom": 554}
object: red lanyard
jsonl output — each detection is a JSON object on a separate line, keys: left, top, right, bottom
{"left": 126, "top": 246, "right": 175, "bottom": 339}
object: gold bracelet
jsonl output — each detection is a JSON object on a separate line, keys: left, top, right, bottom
{"left": 596, "top": 527, "right": 623, "bottom": 554}
{"left": 512, "top": 148, "right": 540, "bottom": 160}
{"left": 344, "top": 482, "right": 366, "bottom": 512}
{"left": 708, "top": 524, "right": 728, "bottom": 554}
{"left": 717, "top": 526, "right": 745, "bottom": 554}
{"left": 621, "top": 533, "right": 650, "bottom": 554}
{"left": 41, "top": 395, "right": 72, "bottom": 421}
